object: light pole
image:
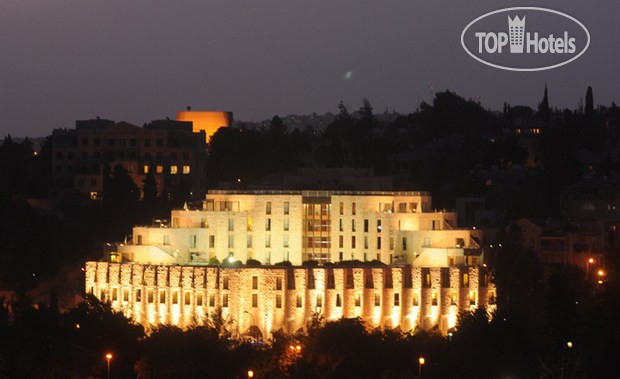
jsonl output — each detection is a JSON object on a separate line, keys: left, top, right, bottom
{"left": 586, "top": 258, "right": 594, "bottom": 279}
{"left": 247, "top": 369, "right": 254, "bottom": 378}
{"left": 105, "top": 353, "right": 113, "bottom": 379}
{"left": 418, "top": 357, "right": 425, "bottom": 379}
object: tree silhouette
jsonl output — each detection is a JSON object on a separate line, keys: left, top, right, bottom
{"left": 538, "top": 85, "right": 550, "bottom": 121}
{"left": 585, "top": 86, "right": 594, "bottom": 116}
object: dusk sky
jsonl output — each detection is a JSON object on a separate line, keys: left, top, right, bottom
{"left": 1, "top": 0, "right": 618, "bottom": 137}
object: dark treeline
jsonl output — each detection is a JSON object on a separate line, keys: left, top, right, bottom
{"left": 208, "top": 88, "right": 620, "bottom": 216}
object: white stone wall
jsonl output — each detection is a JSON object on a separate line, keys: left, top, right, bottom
{"left": 86, "top": 262, "right": 496, "bottom": 336}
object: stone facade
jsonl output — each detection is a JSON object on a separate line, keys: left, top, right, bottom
{"left": 86, "top": 262, "right": 496, "bottom": 336}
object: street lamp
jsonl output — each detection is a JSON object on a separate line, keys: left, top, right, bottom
{"left": 247, "top": 370, "right": 254, "bottom": 378}
{"left": 587, "top": 258, "right": 594, "bottom": 279}
{"left": 418, "top": 357, "right": 425, "bottom": 379}
{"left": 105, "top": 353, "right": 113, "bottom": 379}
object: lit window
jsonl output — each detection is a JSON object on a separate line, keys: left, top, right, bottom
{"left": 156, "top": 165, "right": 163, "bottom": 174}
{"left": 143, "top": 165, "right": 149, "bottom": 174}
{"left": 170, "top": 165, "right": 178, "bottom": 174}
{"left": 252, "top": 294, "right": 258, "bottom": 307}
{"left": 183, "top": 165, "right": 190, "bottom": 174}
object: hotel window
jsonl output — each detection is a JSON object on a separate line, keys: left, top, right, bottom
{"left": 163, "top": 235, "right": 170, "bottom": 245}
{"left": 184, "top": 292, "right": 191, "bottom": 305}
{"left": 355, "top": 294, "right": 361, "bottom": 307}
{"left": 223, "top": 277, "right": 229, "bottom": 290}
{"left": 489, "top": 292, "right": 496, "bottom": 305}
{"left": 451, "top": 292, "right": 457, "bottom": 306}
{"left": 284, "top": 201, "right": 290, "bottom": 215}
{"left": 339, "top": 219, "right": 343, "bottom": 232}
{"left": 247, "top": 235, "right": 252, "bottom": 248}
{"left": 377, "top": 220, "right": 382, "bottom": 232}
{"left": 170, "top": 165, "right": 178, "bottom": 174}
{"left": 182, "top": 165, "right": 190, "bottom": 174}
{"left": 123, "top": 288, "right": 129, "bottom": 302}
{"left": 456, "top": 238, "right": 465, "bottom": 248}
{"left": 222, "top": 294, "right": 229, "bottom": 308}
{"left": 423, "top": 269, "right": 431, "bottom": 288}
{"left": 352, "top": 202, "right": 356, "bottom": 215}
{"left": 111, "top": 288, "right": 118, "bottom": 301}
{"left": 228, "top": 235, "right": 234, "bottom": 249}
{"left": 252, "top": 276, "right": 258, "bottom": 290}
{"left": 432, "top": 292, "right": 438, "bottom": 306}
{"left": 374, "top": 293, "right": 380, "bottom": 307}
{"left": 339, "top": 252, "right": 343, "bottom": 261}
{"left": 209, "top": 294, "right": 215, "bottom": 307}
{"left": 389, "top": 237, "right": 394, "bottom": 250}
{"left": 266, "top": 218, "right": 271, "bottom": 231}
{"left": 172, "top": 291, "right": 178, "bottom": 305}
{"left": 159, "top": 291, "right": 166, "bottom": 304}
{"left": 351, "top": 236, "right": 356, "bottom": 249}
{"left": 209, "top": 235, "right": 215, "bottom": 248}
{"left": 469, "top": 291, "right": 476, "bottom": 306}
{"left": 352, "top": 220, "right": 356, "bottom": 232}
{"left": 402, "top": 237, "right": 407, "bottom": 250}
{"left": 462, "top": 273, "right": 469, "bottom": 287}
{"left": 364, "top": 219, "right": 369, "bottom": 232}
{"left": 276, "top": 277, "right": 283, "bottom": 291}
{"left": 377, "top": 237, "right": 381, "bottom": 250}
{"left": 148, "top": 289, "right": 154, "bottom": 303}
{"left": 364, "top": 236, "right": 369, "bottom": 249}
{"left": 283, "top": 218, "right": 289, "bottom": 231}
{"left": 143, "top": 165, "right": 149, "bottom": 174}
{"left": 339, "top": 202, "right": 344, "bottom": 215}
{"left": 283, "top": 235, "right": 289, "bottom": 248}
{"left": 296, "top": 294, "right": 303, "bottom": 308}
{"left": 228, "top": 219, "right": 234, "bottom": 231}
{"left": 413, "top": 293, "right": 419, "bottom": 306}
{"left": 135, "top": 289, "right": 142, "bottom": 302}
{"left": 394, "top": 293, "right": 400, "bottom": 306}
{"left": 265, "top": 235, "right": 271, "bottom": 248}
{"left": 156, "top": 138, "right": 163, "bottom": 147}
{"left": 197, "top": 292, "right": 203, "bottom": 306}
{"left": 339, "top": 235, "right": 344, "bottom": 248}
{"left": 156, "top": 165, "right": 163, "bottom": 174}
{"left": 363, "top": 252, "right": 368, "bottom": 261}
{"left": 252, "top": 294, "right": 258, "bottom": 308}
{"left": 316, "top": 294, "right": 323, "bottom": 308}
{"left": 190, "top": 235, "right": 197, "bottom": 248}
{"left": 276, "top": 294, "right": 282, "bottom": 308}
{"left": 266, "top": 202, "right": 272, "bottom": 215}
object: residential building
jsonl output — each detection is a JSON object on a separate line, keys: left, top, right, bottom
{"left": 50, "top": 119, "right": 206, "bottom": 200}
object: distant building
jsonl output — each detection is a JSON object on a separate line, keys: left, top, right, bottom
{"left": 50, "top": 119, "right": 207, "bottom": 200}
{"left": 176, "top": 110, "right": 233, "bottom": 142}
{"left": 510, "top": 218, "right": 605, "bottom": 271}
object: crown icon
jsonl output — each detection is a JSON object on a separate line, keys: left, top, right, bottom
{"left": 508, "top": 15, "right": 526, "bottom": 53}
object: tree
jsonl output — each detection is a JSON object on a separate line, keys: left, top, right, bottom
{"left": 142, "top": 170, "right": 158, "bottom": 204}
{"left": 538, "top": 85, "right": 550, "bottom": 121}
{"left": 585, "top": 86, "right": 594, "bottom": 116}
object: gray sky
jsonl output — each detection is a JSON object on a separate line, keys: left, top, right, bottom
{"left": 1, "top": 0, "right": 618, "bottom": 137}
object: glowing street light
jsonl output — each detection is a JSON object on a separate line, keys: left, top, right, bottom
{"left": 247, "top": 370, "right": 254, "bottom": 378}
{"left": 567, "top": 341, "right": 573, "bottom": 349}
{"left": 105, "top": 353, "right": 113, "bottom": 379}
{"left": 418, "top": 357, "right": 425, "bottom": 379}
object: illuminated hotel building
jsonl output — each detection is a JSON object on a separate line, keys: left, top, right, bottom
{"left": 88, "top": 190, "right": 494, "bottom": 336}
